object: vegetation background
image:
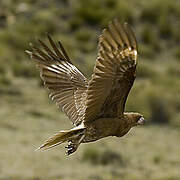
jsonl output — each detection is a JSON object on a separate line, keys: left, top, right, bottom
{"left": 0, "top": 0, "right": 180, "bottom": 179}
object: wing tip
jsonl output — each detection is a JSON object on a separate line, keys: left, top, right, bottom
{"left": 46, "top": 33, "right": 53, "bottom": 44}
{"left": 35, "top": 146, "right": 41, "bottom": 152}
{"left": 111, "top": 18, "right": 138, "bottom": 51}
{"left": 35, "top": 142, "right": 50, "bottom": 151}
{"left": 25, "top": 49, "right": 32, "bottom": 54}
{"left": 123, "top": 22, "right": 138, "bottom": 51}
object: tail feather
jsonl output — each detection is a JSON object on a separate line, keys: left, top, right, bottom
{"left": 36, "top": 127, "right": 85, "bottom": 151}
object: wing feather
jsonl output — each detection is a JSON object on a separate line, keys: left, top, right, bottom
{"left": 26, "top": 36, "right": 88, "bottom": 126}
{"left": 83, "top": 19, "right": 138, "bottom": 122}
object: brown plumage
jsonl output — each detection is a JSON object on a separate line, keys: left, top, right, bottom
{"left": 26, "top": 19, "right": 145, "bottom": 155}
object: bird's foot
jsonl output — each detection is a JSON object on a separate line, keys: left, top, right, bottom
{"left": 65, "top": 134, "right": 85, "bottom": 155}
{"left": 65, "top": 140, "right": 77, "bottom": 156}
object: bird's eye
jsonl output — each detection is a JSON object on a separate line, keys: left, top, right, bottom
{"left": 138, "top": 116, "right": 145, "bottom": 125}
{"left": 139, "top": 116, "right": 142, "bottom": 120}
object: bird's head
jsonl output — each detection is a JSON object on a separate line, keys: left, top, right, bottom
{"left": 124, "top": 112, "right": 146, "bottom": 127}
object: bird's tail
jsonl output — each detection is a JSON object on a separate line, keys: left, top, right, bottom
{"left": 36, "top": 126, "right": 86, "bottom": 151}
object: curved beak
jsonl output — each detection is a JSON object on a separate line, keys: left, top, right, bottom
{"left": 138, "top": 117, "right": 146, "bottom": 125}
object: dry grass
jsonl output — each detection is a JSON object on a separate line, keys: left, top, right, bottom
{"left": 0, "top": 79, "right": 180, "bottom": 180}
{"left": 0, "top": 0, "right": 180, "bottom": 179}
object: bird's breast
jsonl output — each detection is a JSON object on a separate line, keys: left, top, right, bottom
{"left": 83, "top": 117, "right": 120, "bottom": 143}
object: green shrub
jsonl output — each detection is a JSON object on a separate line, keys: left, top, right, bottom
{"left": 82, "top": 147, "right": 100, "bottom": 164}
{"left": 148, "top": 94, "right": 170, "bottom": 124}
{"left": 104, "top": 0, "right": 116, "bottom": 8}
{"left": 139, "top": 44, "right": 155, "bottom": 59}
{"left": 75, "top": 0, "right": 106, "bottom": 26}
{"left": 0, "top": 74, "right": 11, "bottom": 86}
{"left": 116, "top": 1, "right": 134, "bottom": 23}
{"left": 175, "top": 48, "right": 180, "bottom": 60}
{"left": 141, "top": 25, "right": 159, "bottom": 48}
{"left": 0, "top": 85, "right": 21, "bottom": 96}
{"left": 140, "top": 5, "right": 159, "bottom": 23}
{"left": 0, "top": 64, "right": 6, "bottom": 75}
{"left": 172, "top": 28, "right": 180, "bottom": 43}
{"left": 12, "top": 60, "right": 37, "bottom": 78}
{"left": 137, "top": 61, "right": 157, "bottom": 78}
{"left": 167, "top": 63, "right": 180, "bottom": 77}
{"left": 99, "top": 150, "right": 124, "bottom": 166}
{"left": 153, "top": 155, "right": 162, "bottom": 164}
{"left": 158, "top": 15, "right": 172, "bottom": 39}
{"left": 69, "top": 17, "right": 83, "bottom": 31}
{"left": 82, "top": 148, "right": 124, "bottom": 166}
{"left": 75, "top": 28, "right": 92, "bottom": 42}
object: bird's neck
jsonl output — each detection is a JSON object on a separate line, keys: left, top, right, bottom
{"left": 115, "top": 115, "right": 132, "bottom": 137}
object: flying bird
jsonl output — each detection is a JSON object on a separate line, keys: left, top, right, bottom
{"left": 26, "top": 19, "right": 145, "bottom": 155}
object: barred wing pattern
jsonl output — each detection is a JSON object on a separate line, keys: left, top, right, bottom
{"left": 26, "top": 35, "right": 88, "bottom": 126}
{"left": 83, "top": 20, "right": 138, "bottom": 122}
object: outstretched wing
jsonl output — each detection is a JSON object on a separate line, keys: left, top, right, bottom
{"left": 26, "top": 35, "right": 88, "bottom": 126}
{"left": 83, "top": 19, "right": 138, "bottom": 122}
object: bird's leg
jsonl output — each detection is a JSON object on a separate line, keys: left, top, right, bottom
{"left": 65, "top": 134, "right": 85, "bottom": 155}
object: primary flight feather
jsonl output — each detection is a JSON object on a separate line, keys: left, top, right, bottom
{"left": 26, "top": 19, "right": 145, "bottom": 155}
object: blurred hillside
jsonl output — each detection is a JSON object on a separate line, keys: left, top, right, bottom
{"left": 0, "top": 0, "right": 180, "bottom": 180}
